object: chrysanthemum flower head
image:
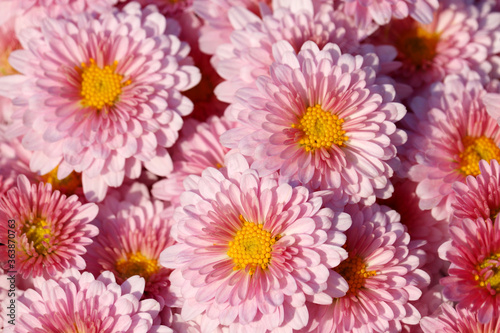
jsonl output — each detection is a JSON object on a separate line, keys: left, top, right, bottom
{"left": 221, "top": 40, "right": 406, "bottom": 204}
{"left": 84, "top": 182, "right": 176, "bottom": 311}
{"left": 0, "top": 2, "right": 201, "bottom": 202}
{"left": 439, "top": 216, "right": 500, "bottom": 323}
{"left": 405, "top": 71, "right": 500, "bottom": 221}
{"left": 307, "top": 203, "right": 430, "bottom": 333}
{"left": 213, "top": 0, "right": 360, "bottom": 104}
{"left": 160, "top": 152, "right": 351, "bottom": 332}
{"left": 340, "top": 0, "right": 438, "bottom": 29}
{"left": 368, "top": 0, "right": 500, "bottom": 88}
{"left": 152, "top": 115, "right": 236, "bottom": 206}
{"left": 7, "top": 268, "right": 172, "bottom": 332}
{"left": 0, "top": 175, "right": 98, "bottom": 278}
{"left": 420, "top": 303, "right": 500, "bottom": 332}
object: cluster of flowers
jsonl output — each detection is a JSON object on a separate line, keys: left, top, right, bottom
{"left": 0, "top": 0, "right": 500, "bottom": 332}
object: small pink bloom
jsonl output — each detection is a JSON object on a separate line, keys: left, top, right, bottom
{"left": 421, "top": 303, "right": 500, "bottom": 332}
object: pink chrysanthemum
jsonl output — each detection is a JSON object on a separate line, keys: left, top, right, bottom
{"left": 122, "top": 0, "right": 193, "bottom": 15}
{"left": 221, "top": 41, "right": 406, "bottom": 204}
{"left": 340, "top": 0, "right": 438, "bottom": 29}
{"left": 213, "top": 0, "right": 359, "bottom": 104}
{"left": 439, "top": 215, "right": 500, "bottom": 323}
{"left": 152, "top": 115, "right": 236, "bottom": 206}
{"left": 452, "top": 159, "right": 500, "bottom": 223}
{"left": 420, "top": 303, "right": 500, "bottom": 332}
{"left": 307, "top": 203, "right": 429, "bottom": 333}
{"left": 160, "top": 152, "right": 351, "bottom": 332}
{"left": 0, "top": 2, "right": 201, "bottom": 202}
{"left": 405, "top": 72, "right": 500, "bottom": 221}
{"left": 84, "top": 182, "right": 176, "bottom": 312}
{"left": 6, "top": 269, "right": 171, "bottom": 332}
{"left": 0, "top": 175, "right": 98, "bottom": 278}
{"left": 368, "top": 0, "right": 500, "bottom": 88}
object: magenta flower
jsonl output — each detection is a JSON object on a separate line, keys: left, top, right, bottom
{"left": 421, "top": 303, "right": 500, "bottom": 332}
{"left": 369, "top": 0, "right": 500, "bottom": 88}
{"left": 340, "top": 0, "right": 438, "bottom": 29}
{"left": 0, "top": 2, "right": 201, "bottom": 202}
{"left": 152, "top": 115, "right": 236, "bottom": 206}
{"left": 405, "top": 72, "right": 500, "bottom": 221}
{"left": 213, "top": 0, "right": 359, "bottom": 104}
{"left": 160, "top": 153, "right": 351, "bottom": 332}
{"left": 439, "top": 215, "right": 500, "bottom": 323}
{"left": 84, "top": 182, "right": 176, "bottom": 311}
{"left": 9, "top": 269, "right": 171, "bottom": 332}
{"left": 307, "top": 203, "right": 429, "bottom": 333}
{"left": 221, "top": 40, "right": 406, "bottom": 204}
{"left": 0, "top": 175, "right": 98, "bottom": 278}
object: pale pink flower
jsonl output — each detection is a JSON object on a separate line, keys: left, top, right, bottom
{"left": 368, "top": 0, "right": 500, "bottom": 88}
{"left": 8, "top": 269, "right": 171, "bottom": 332}
{"left": 0, "top": 2, "right": 201, "bottom": 202}
{"left": 439, "top": 216, "right": 500, "bottom": 323}
{"left": 452, "top": 159, "right": 500, "bottom": 224}
{"left": 84, "top": 182, "right": 176, "bottom": 312}
{"left": 152, "top": 115, "right": 237, "bottom": 206}
{"left": 160, "top": 152, "right": 351, "bottom": 332}
{"left": 221, "top": 41, "right": 406, "bottom": 204}
{"left": 213, "top": 0, "right": 359, "bottom": 104}
{"left": 405, "top": 72, "right": 500, "bottom": 221}
{"left": 420, "top": 303, "right": 500, "bottom": 332}
{"left": 0, "top": 175, "right": 98, "bottom": 278}
{"left": 307, "top": 203, "right": 429, "bottom": 333}
{"left": 123, "top": 0, "right": 193, "bottom": 15}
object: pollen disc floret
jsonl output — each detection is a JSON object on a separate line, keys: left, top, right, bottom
{"left": 458, "top": 136, "right": 500, "bottom": 177}
{"left": 227, "top": 216, "right": 280, "bottom": 275}
{"left": 333, "top": 252, "right": 376, "bottom": 296}
{"left": 80, "top": 59, "right": 130, "bottom": 110}
{"left": 115, "top": 252, "right": 160, "bottom": 281}
{"left": 160, "top": 153, "right": 351, "bottom": 332}
{"left": 293, "top": 104, "right": 347, "bottom": 152}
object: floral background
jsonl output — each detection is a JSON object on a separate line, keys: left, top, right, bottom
{"left": 0, "top": 0, "right": 500, "bottom": 332}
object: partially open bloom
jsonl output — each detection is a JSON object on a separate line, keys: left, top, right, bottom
{"left": 405, "top": 72, "right": 500, "bottom": 220}
{"left": 307, "top": 203, "right": 429, "bottom": 333}
{"left": 420, "top": 303, "right": 500, "bottom": 332}
{"left": 369, "top": 0, "right": 500, "bottom": 88}
{"left": 85, "top": 182, "right": 176, "bottom": 311}
{"left": 0, "top": 175, "right": 98, "bottom": 278}
{"left": 8, "top": 269, "right": 171, "bottom": 332}
{"left": 439, "top": 216, "right": 500, "bottom": 323}
{"left": 0, "top": 2, "right": 201, "bottom": 202}
{"left": 221, "top": 41, "right": 406, "bottom": 204}
{"left": 152, "top": 115, "right": 236, "bottom": 207}
{"left": 452, "top": 159, "right": 500, "bottom": 223}
{"left": 160, "top": 153, "right": 351, "bottom": 332}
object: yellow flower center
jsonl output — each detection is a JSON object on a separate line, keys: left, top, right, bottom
{"left": 227, "top": 215, "right": 280, "bottom": 276}
{"left": 21, "top": 218, "right": 52, "bottom": 254}
{"left": 333, "top": 253, "right": 377, "bottom": 296}
{"left": 40, "top": 166, "right": 82, "bottom": 195}
{"left": 292, "top": 104, "right": 348, "bottom": 153}
{"left": 475, "top": 253, "right": 500, "bottom": 292}
{"left": 458, "top": 136, "right": 500, "bottom": 177}
{"left": 79, "top": 58, "right": 130, "bottom": 110}
{"left": 395, "top": 26, "right": 440, "bottom": 67}
{"left": 115, "top": 252, "right": 160, "bottom": 281}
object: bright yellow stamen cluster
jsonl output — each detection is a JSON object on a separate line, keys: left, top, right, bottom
{"left": 115, "top": 252, "right": 160, "bottom": 281}
{"left": 227, "top": 215, "right": 280, "bottom": 276}
{"left": 40, "top": 166, "right": 82, "bottom": 195}
{"left": 292, "top": 104, "right": 347, "bottom": 152}
{"left": 22, "top": 218, "right": 52, "bottom": 254}
{"left": 80, "top": 58, "right": 130, "bottom": 110}
{"left": 395, "top": 26, "right": 440, "bottom": 67}
{"left": 334, "top": 253, "right": 377, "bottom": 296}
{"left": 475, "top": 253, "right": 500, "bottom": 292}
{"left": 458, "top": 136, "right": 500, "bottom": 177}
